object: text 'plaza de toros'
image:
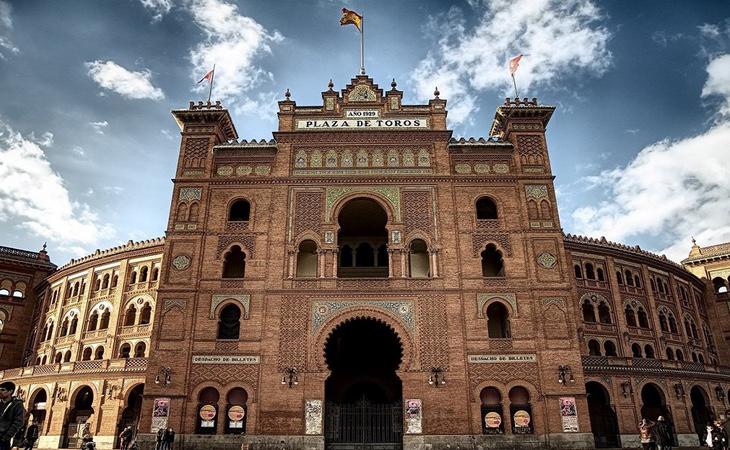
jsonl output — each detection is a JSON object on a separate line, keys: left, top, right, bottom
{"left": 2, "top": 74, "right": 730, "bottom": 450}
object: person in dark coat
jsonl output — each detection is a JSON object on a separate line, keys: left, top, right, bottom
{"left": 119, "top": 426, "right": 133, "bottom": 450}
{"left": 154, "top": 427, "right": 164, "bottom": 450}
{"left": 0, "top": 382, "right": 25, "bottom": 450}
{"left": 654, "top": 416, "right": 673, "bottom": 450}
{"left": 163, "top": 427, "right": 175, "bottom": 450}
{"left": 22, "top": 420, "right": 38, "bottom": 450}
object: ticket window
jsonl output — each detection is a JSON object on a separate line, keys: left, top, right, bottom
{"left": 509, "top": 386, "right": 534, "bottom": 434}
{"left": 480, "top": 387, "right": 504, "bottom": 434}
{"left": 225, "top": 388, "right": 248, "bottom": 434}
{"left": 196, "top": 387, "right": 219, "bottom": 434}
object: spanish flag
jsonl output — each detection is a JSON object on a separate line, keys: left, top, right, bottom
{"left": 340, "top": 8, "right": 362, "bottom": 32}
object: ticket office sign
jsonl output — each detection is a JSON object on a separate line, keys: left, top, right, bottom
{"left": 295, "top": 118, "right": 428, "bottom": 130}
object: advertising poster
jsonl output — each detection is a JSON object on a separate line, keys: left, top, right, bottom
{"left": 151, "top": 397, "right": 170, "bottom": 433}
{"left": 484, "top": 411, "right": 502, "bottom": 429}
{"left": 228, "top": 406, "right": 245, "bottom": 428}
{"left": 560, "top": 397, "right": 579, "bottom": 432}
{"left": 405, "top": 399, "right": 422, "bottom": 434}
{"left": 199, "top": 404, "right": 216, "bottom": 428}
{"left": 513, "top": 410, "right": 531, "bottom": 429}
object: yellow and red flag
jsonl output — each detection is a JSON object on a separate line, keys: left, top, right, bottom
{"left": 340, "top": 8, "right": 362, "bottom": 32}
{"left": 509, "top": 54, "right": 523, "bottom": 75}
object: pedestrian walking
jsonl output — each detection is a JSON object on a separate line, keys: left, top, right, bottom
{"left": 639, "top": 418, "right": 656, "bottom": 450}
{"left": 23, "top": 421, "right": 38, "bottom": 450}
{"left": 163, "top": 427, "right": 175, "bottom": 450}
{"left": 654, "top": 416, "right": 672, "bottom": 450}
{"left": 119, "top": 426, "right": 132, "bottom": 450}
{"left": 0, "top": 382, "right": 26, "bottom": 450}
{"left": 154, "top": 427, "right": 164, "bottom": 450}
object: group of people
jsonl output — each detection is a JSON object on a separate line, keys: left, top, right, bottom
{"left": 703, "top": 421, "right": 729, "bottom": 450}
{"left": 154, "top": 426, "right": 175, "bottom": 450}
{"left": 638, "top": 416, "right": 674, "bottom": 450}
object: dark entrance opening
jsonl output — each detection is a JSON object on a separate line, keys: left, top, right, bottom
{"left": 29, "top": 389, "right": 48, "bottom": 437}
{"left": 325, "top": 318, "right": 403, "bottom": 450}
{"left": 586, "top": 382, "right": 621, "bottom": 448}
{"left": 337, "top": 198, "right": 389, "bottom": 278}
{"left": 690, "top": 386, "right": 713, "bottom": 445}
{"left": 117, "top": 384, "right": 144, "bottom": 447}
{"left": 640, "top": 384, "right": 676, "bottom": 446}
{"left": 63, "top": 386, "right": 94, "bottom": 448}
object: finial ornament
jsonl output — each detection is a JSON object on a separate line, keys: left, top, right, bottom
{"left": 328, "top": 79, "right": 334, "bottom": 91}
{"left": 42, "top": 242, "right": 47, "bottom": 252}
{"left": 284, "top": 88, "right": 291, "bottom": 100}
{"left": 434, "top": 87, "right": 440, "bottom": 98}
{"left": 391, "top": 78, "right": 397, "bottom": 89}
{"left": 691, "top": 236, "right": 697, "bottom": 245}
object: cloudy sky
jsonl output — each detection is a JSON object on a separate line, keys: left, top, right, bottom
{"left": 1, "top": 0, "right": 729, "bottom": 265}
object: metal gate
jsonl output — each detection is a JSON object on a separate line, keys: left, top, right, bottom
{"left": 325, "top": 400, "right": 403, "bottom": 450}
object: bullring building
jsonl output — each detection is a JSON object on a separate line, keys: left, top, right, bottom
{"left": 2, "top": 75, "right": 730, "bottom": 450}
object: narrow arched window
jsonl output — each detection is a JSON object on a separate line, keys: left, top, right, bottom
{"left": 296, "top": 240, "right": 318, "bottom": 277}
{"left": 684, "top": 319, "right": 691, "bottom": 337}
{"left": 111, "top": 274, "right": 118, "bottom": 288}
{"left": 666, "top": 348, "right": 674, "bottom": 360}
{"left": 634, "top": 275, "right": 641, "bottom": 287}
{"left": 124, "top": 306, "right": 136, "bottom": 326}
{"left": 625, "top": 270, "right": 634, "bottom": 286}
{"left": 408, "top": 239, "right": 430, "bottom": 277}
{"left": 486, "top": 302, "right": 510, "bottom": 338}
{"left": 119, "top": 343, "right": 131, "bottom": 359}
{"left": 698, "top": 353, "right": 705, "bottom": 364}
{"left": 139, "top": 266, "right": 149, "bottom": 282}
{"left": 64, "top": 350, "right": 72, "bottom": 362}
{"left": 585, "top": 263, "right": 595, "bottom": 280}
{"left": 222, "top": 246, "right": 246, "bottom": 278}
{"left": 94, "top": 346, "right": 104, "bottom": 360}
{"left": 598, "top": 302, "right": 612, "bottom": 324}
{"left": 218, "top": 304, "right": 241, "bottom": 339}
{"left": 188, "top": 202, "right": 200, "bottom": 222}
{"left": 625, "top": 306, "right": 637, "bottom": 327}
{"left": 69, "top": 317, "right": 78, "bottom": 334}
{"left": 130, "top": 271, "right": 137, "bottom": 285}
{"left": 151, "top": 267, "right": 159, "bottom": 282}
{"left": 355, "top": 242, "right": 375, "bottom": 267}
{"left": 588, "top": 339, "right": 601, "bottom": 356}
{"left": 99, "top": 310, "right": 110, "bottom": 329}
{"left": 539, "top": 200, "right": 551, "bottom": 219}
{"left": 616, "top": 271, "right": 623, "bottom": 285}
{"left": 229, "top": 200, "right": 250, "bottom": 221}
{"left": 659, "top": 313, "right": 668, "bottom": 332}
{"left": 604, "top": 341, "right": 617, "bottom": 356}
{"left": 596, "top": 267, "right": 605, "bottom": 281}
{"left": 60, "top": 319, "right": 69, "bottom": 337}
{"left": 692, "top": 352, "right": 698, "bottom": 363}
{"left": 668, "top": 314, "right": 678, "bottom": 333}
{"left": 644, "top": 345, "right": 655, "bottom": 359}
{"left": 631, "top": 343, "right": 642, "bottom": 358}
{"left": 691, "top": 322, "right": 698, "bottom": 339}
{"left": 676, "top": 350, "right": 684, "bottom": 361}
{"left": 177, "top": 202, "right": 188, "bottom": 221}
{"left": 574, "top": 264, "right": 582, "bottom": 278}
{"left": 650, "top": 278, "right": 656, "bottom": 292}
{"left": 476, "top": 197, "right": 498, "bottom": 220}
{"left": 527, "top": 200, "right": 539, "bottom": 220}
{"left": 637, "top": 307, "right": 649, "bottom": 329}
{"left": 582, "top": 300, "right": 596, "bottom": 323}
{"left": 139, "top": 304, "right": 152, "bottom": 325}
{"left": 88, "top": 312, "right": 99, "bottom": 331}
{"left": 102, "top": 274, "right": 110, "bottom": 289}
{"left": 339, "top": 245, "right": 353, "bottom": 267}
{"left": 481, "top": 244, "right": 504, "bottom": 277}
{"left": 134, "top": 342, "right": 146, "bottom": 358}
{"left": 82, "top": 347, "right": 92, "bottom": 361}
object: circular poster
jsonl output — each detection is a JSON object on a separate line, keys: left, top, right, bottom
{"left": 514, "top": 410, "right": 531, "bottom": 427}
{"left": 228, "top": 405, "right": 245, "bottom": 421}
{"left": 199, "top": 405, "right": 216, "bottom": 421}
{"left": 484, "top": 412, "right": 502, "bottom": 428}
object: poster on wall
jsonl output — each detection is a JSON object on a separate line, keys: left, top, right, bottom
{"left": 405, "top": 399, "right": 422, "bottom": 434}
{"left": 228, "top": 406, "right": 245, "bottom": 428}
{"left": 151, "top": 397, "right": 170, "bottom": 433}
{"left": 305, "top": 400, "right": 323, "bottom": 435}
{"left": 199, "top": 404, "right": 216, "bottom": 428}
{"left": 484, "top": 412, "right": 502, "bottom": 429}
{"left": 513, "top": 410, "right": 531, "bottom": 430}
{"left": 559, "top": 397, "right": 579, "bottom": 432}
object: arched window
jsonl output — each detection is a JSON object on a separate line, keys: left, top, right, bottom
{"left": 94, "top": 346, "right": 104, "bottom": 360}
{"left": 481, "top": 244, "right": 504, "bottom": 277}
{"left": 676, "top": 349, "right": 684, "bottom": 361}
{"left": 634, "top": 275, "right": 641, "bottom": 287}
{"left": 408, "top": 239, "right": 430, "bottom": 278}
{"left": 111, "top": 274, "right": 118, "bottom": 288}
{"left": 692, "top": 352, "right": 698, "bottom": 363}
{"left": 508, "top": 387, "right": 533, "bottom": 434}
{"left": 217, "top": 304, "right": 241, "bottom": 340}
{"left": 87, "top": 312, "right": 99, "bottom": 331}
{"left": 229, "top": 200, "right": 250, "bottom": 221}
{"left": 644, "top": 345, "right": 655, "bottom": 359}
{"left": 54, "top": 352, "right": 63, "bottom": 363}
{"left": 99, "top": 310, "right": 110, "bottom": 329}
{"left": 616, "top": 271, "right": 623, "bottom": 285}
{"left": 139, "top": 304, "right": 152, "bottom": 325}
{"left": 713, "top": 277, "right": 728, "bottom": 293}
{"left": 631, "top": 343, "right": 642, "bottom": 358}
{"left": 604, "top": 341, "right": 617, "bottom": 357}
{"left": 582, "top": 300, "right": 596, "bottom": 323}
{"left": 82, "top": 347, "right": 92, "bottom": 361}
{"left": 480, "top": 387, "right": 504, "bottom": 434}
{"left": 650, "top": 278, "right": 656, "bottom": 292}
{"left": 102, "top": 274, "right": 110, "bottom": 289}
{"left": 119, "top": 343, "right": 131, "bottom": 359}
{"left": 139, "top": 266, "right": 149, "bottom": 282}
{"left": 486, "top": 302, "right": 510, "bottom": 338}
{"left": 684, "top": 319, "right": 692, "bottom": 337}
{"left": 69, "top": 317, "right": 78, "bottom": 335}
{"left": 691, "top": 322, "right": 698, "bottom": 339}
{"left": 222, "top": 246, "right": 246, "bottom": 278}
{"left": 588, "top": 339, "right": 601, "bottom": 356}
{"left": 527, "top": 200, "right": 539, "bottom": 220}
{"left": 339, "top": 245, "right": 353, "bottom": 267}
{"left": 596, "top": 267, "right": 605, "bottom": 281}
{"left": 93, "top": 277, "right": 101, "bottom": 291}
{"left": 625, "top": 270, "right": 634, "bottom": 286}
{"left": 598, "top": 302, "right": 612, "bottom": 324}
{"left": 176, "top": 202, "right": 188, "bottom": 222}
{"left": 41, "top": 355, "right": 47, "bottom": 365}
{"left": 296, "top": 240, "right": 318, "bottom": 278}
{"left": 539, "top": 200, "right": 551, "bottom": 219}
{"left": 45, "top": 322, "right": 54, "bottom": 341}
{"left": 64, "top": 350, "right": 72, "bottom": 362}
{"left": 225, "top": 388, "right": 249, "bottom": 434}
{"left": 698, "top": 354, "right": 705, "bottom": 364}
{"left": 585, "top": 263, "right": 595, "bottom": 280}
{"left": 130, "top": 271, "right": 137, "bottom": 285}
{"left": 659, "top": 313, "right": 668, "bottom": 332}
{"left": 658, "top": 280, "right": 665, "bottom": 294}
{"left": 134, "top": 342, "right": 146, "bottom": 358}
{"left": 151, "top": 267, "right": 159, "bottom": 282}
{"left": 666, "top": 348, "right": 674, "bottom": 360}
{"left": 355, "top": 242, "right": 375, "bottom": 267}
{"left": 668, "top": 314, "right": 678, "bottom": 333}
{"left": 188, "top": 203, "right": 200, "bottom": 222}
{"left": 197, "top": 387, "right": 220, "bottom": 434}
{"left": 625, "top": 306, "right": 637, "bottom": 327}
{"left": 476, "top": 197, "right": 498, "bottom": 220}
{"left": 574, "top": 264, "right": 582, "bottom": 279}
{"left": 72, "top": 282, "right": 79, "bottom": 296}
{"left": 124, "top": 306, "right": 136, "bottom": 326}
{"left": 60, "top": 318, "right": 69, "bottom": 337}
{"left": 637, "top": 307, "right": 649, "bottom": 329}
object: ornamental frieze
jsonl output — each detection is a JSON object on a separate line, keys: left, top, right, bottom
{"left": 311, "top": 300, "right": 415, "bottom": 333}
{"left": 325, "top": 186, "right": 400, "bottom": 221}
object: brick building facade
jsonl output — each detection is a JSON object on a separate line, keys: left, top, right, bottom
{"left": 1, "top": 75, "right": 730, "bottom": 450}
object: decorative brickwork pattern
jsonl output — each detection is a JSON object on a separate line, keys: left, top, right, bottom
{"left": 517, "top": 135, "right": 544, "bottom": 166}
{"left": 418, "top": 295, "right": 448, "bottom": 370}
{"left": 293, "top": 192, "right": 323, "bottom": 237}
{"left": 468, "top": 363, "right": 540, "bottom": 398}
{"left": 402, "top": 191, "right": 433, "bottom": 236}
{"left": 278, "top": 296, "right": 308, "bottom": 371}
{"left": 472, "top": 233, "right": 512, "bottom": 256}
{"left": 189, "top": 363, "right": 259, "bottom": 391}
{"left": 217, "top": 235, "right": 256, "bottom": 258}
{"left": 183, "top": 138, "right": 209, "bottom": 168}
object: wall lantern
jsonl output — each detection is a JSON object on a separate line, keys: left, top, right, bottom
{"left": 558, "top": 365, "right": 575, "bottom": 384}
{"left": 281, "top": 368, "right": 298, "bottom": 388}
{"left": 674, "top": 383, "right": 685, "bottom": 399}
{"left": 620, "top": 381, "right": 633, "bottom": 398}
{"left": 155, "top": 366, "right": 172, "bottom": 385}
{"left": 428, "top": 367, "right": 446, "bottom": 387}
{"left": 716, "top": 385, "right": 725, "bottom": 402}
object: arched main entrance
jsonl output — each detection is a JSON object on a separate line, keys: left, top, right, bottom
{"left": 640, "top": 384, "right": 676, "bottom": 446}
{"left": 586, "top": 382, "right": 620, "bottom": 448}
{"left": 337, "top": 198, "right": 389, "bottom": 278}
{"left": 116, "top": 384, "right": 144, "bottom": 447}
{"left": 324, "top": 318, "right": 403, "bottom": 450}
{"left": 690, "top": 386, "right": 713, "bottom": 444}
{"left": 63, "top": 386, "right": 94, "bottom": 448}
{"left": 28, "top": 389, "right": 48, "bottom": 435}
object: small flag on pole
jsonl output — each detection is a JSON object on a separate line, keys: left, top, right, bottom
{"left": 197, "top": 68, "right": 214, "bottom": 84}
{"left": 340, "top": 8, "right": 363, "bottom": 32}
{"left": 509, "top": 54, "right": 523, "bottom": 75}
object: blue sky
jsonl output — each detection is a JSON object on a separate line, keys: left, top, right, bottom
{"left": 0, "top": 0, "right": 729, "bottom": 265}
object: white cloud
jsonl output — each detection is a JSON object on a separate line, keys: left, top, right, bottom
{"left": 0, "top": 0, "right": 19, "bottom": 58}
{"left": 571, "top": 54, "right": 730, "bottom": 262}
{"left": 86, "top": 60, "right": 165, "bottom": 100}
{"left": 139, "top": 0, "right": 172, "bottom": 21}
{"left": 90, "top": 120, "right": 109, "bottom": 134}
{"left": 410, "top": 0, "right": 612, "bottom": 124}
{"left": 0, "top": 120, "right": 114, "bottom": 254}
{"left": 188, "top": 0, "right": 283, "bottom": 113}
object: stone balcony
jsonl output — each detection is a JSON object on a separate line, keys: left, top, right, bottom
{"left": 582, "top": 355, "right": 730, "bottom": 378}
{"left": 119, "top": 323, "right": 152, "bottom": 337}
{"left": 0, "top": 357, "right": 148, "bottom": 381}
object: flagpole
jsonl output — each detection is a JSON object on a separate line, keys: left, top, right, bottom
{"left": 208, "top": 64, "right": 215, "bottom": 103}
{"left": 511, "top": 73, "right": 519, "bottom": 99}
{"left": 360, "top": 16, "right": 365, "bottom": 75}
